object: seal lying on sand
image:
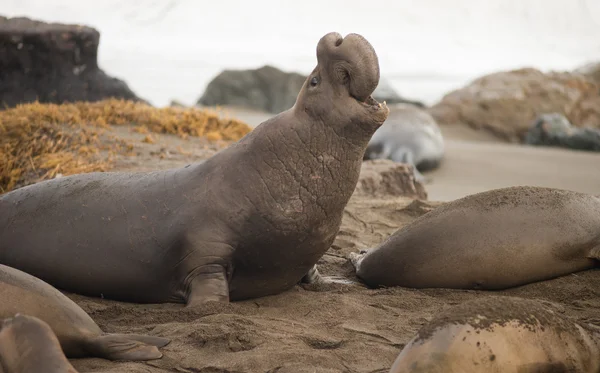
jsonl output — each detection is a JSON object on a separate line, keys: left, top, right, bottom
{"left": 0, "top": 264, "right": 169, "bottom": 361}
{"left": 389, "top": 296, "right": 600, "bottom": 373}
{"left": 0, "top": 314, "right": 79, "bottom": 373}
{"left": 364, "top": 103, "right": 444, "bottom": 182}
{"left": 350, "top": 186, "right": 600, "bottom": 290}
{"left": 0, "top": 32, "right": 389, "bottom": 306}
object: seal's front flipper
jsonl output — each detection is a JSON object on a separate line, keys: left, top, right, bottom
{"left": 301, "top": 264, "right": 322, "bottom": 284}
{"left": 85, "top": 335, "right": 163, "bottom": 361}
{"left": 185, "top": 264, "right": 230, "bottom": 307}
{"left": 108, "top": 333, "right": 170, "bottom": 348}
{"left": 301, "top": 264, "right": 361, "bottom": 286}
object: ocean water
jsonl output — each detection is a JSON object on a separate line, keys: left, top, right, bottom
{"left": 3, "top": 0, "right": 600, "bottom": 107}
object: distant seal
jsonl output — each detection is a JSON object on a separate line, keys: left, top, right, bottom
{"left": 524, "top": 112, "right": 600, "bottom": 152}
{"left": 350, "top": 186, "right": 600, "bottom": 290}
{"left": 0, "top": 264, "right": 169, "bottom": 361}
{"left": 389, "top": 296, "right": 600, "bottom": 373}
{"left": 0, "top": 32, "right": 389, "bottom": 306}
{"left": 364, "top": 103, "right": 444, "bottom": 182}
{"left": 0, "top": 314, "right": 79, "bottom": 373}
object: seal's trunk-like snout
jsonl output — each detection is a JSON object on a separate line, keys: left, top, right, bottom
{"left": 317, "top": 32, "right": 381, "bottom": 102}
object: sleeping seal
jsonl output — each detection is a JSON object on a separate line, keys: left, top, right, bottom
{"left": 0, "top": 32, "right": 389, "bottom": 306}
{"left": 350, "top": 186, "right": 600, "bottom": 290}
{"left": 364, "top": 103, "right": 444, "bottom": 182}
{"left": 389, "top": 296, "right": 600, "bottom": 373}
{"left": 0, "top": 314, "right": 79, "bottom": 373}
{"left": 0, "top": 264, "right": 169, "bottom": 361}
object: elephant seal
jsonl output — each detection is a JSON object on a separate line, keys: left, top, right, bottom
{"left": 364, "top": 103, "right": 444, "bottom": 182}
{"left": 389, "top": 296, "right": 600, "bottom": 373}
{"left": 350, "top": 186, "right": 600, "bottom": 290}
{"left": 0, "top": 314, "right": 79, "bottom": 373}
{"left": 0, "top": 264, "right": 169, "bottom": 361}
{"left": 0, "top": 32, "right": 389, "bottom": 306}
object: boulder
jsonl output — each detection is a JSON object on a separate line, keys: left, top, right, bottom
{"left": 197, "top": 65, "right": 424, "bottom": 114}
{"left": 427, "top": 68, "right": 600, "bottom": 142}
{"left": 197, "top": 65, "right": 306, "bottom": 114}
{"left": 575, "top": 62, "right": 600, "bottom": 85}
{"left": 354, "top": 159, "right": 427, "bottom": 200}
{"left": 525, "top": 112, "right": 600, "bottom": 152}
{"left": 372, "top": 79, "right": 425, "bottom": 108}
{"left": 0, "top": 16, "right": 144, "bottom": 109}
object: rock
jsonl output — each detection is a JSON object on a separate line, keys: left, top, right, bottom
{"left": 372, "top": 79, "right": 425, "bottom": 108}
{"left": 197, "top": 65, "right": 424, "bottom": 114}
{"left": 575, "top": 62, "right": 600, "bottom": 85}
{"left": 0, "top": 16, "right": 144, "bottom": 109}
{"left": 354, "top": 159, "right": 428, "bottom": 200}
{"left": 427, "top": 68, "right": 600, "bottom": 142}
{"left": 197, "top": 65, "right": 306, "bottom": 114}
{"left": 525, "top": 112, "right": 600, "bottom": 152}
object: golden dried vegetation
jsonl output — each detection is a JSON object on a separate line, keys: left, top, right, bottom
{"left": 0, "top": 99, "right": 252, "bottom": 193}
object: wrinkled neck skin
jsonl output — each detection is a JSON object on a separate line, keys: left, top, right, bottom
{"left": 194, "top": 102, "right": 381, "bottom": 238}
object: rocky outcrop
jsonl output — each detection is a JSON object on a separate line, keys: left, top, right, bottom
{"left": 197, "top": 65, "right": 424, "bottom": 114}
{"left": 575, "top": 62, "right": 600, "bottom": 85}
{"left": 525, "top": 113, "right": 600, "bottom": 152}
{"left": 197, "top": 65, "right": 306, "bottom": 114}
{"left": 372, "top": 79, "right": 425, "bottom": 107}
{"left": 354, "top": 159, "right": 427, "bottom": 200}
{"left": 427, "top": 68, "right": 600, "bottom": 142}
{"left": 0, "top": 16, "right": 144, "bottom": 109}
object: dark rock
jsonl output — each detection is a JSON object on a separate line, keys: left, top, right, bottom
{"left": 197, "top": 65, "right": 306, "bottom": 114}
{"left": 0, "top": 16, "right": 145, "bottom": 109}
{"left": 372, "top": 79, "right": 425, "bottom": 108}
{"left": 427, "top": 68, "right": 600, "bottom": 142}
{"left": 525, "top": 113, "right": 600, "bottom": 152}
{"left": 197, "top": 65, "right": 424, "bottom": 114}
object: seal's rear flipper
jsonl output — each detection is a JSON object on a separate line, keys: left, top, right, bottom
{"left": 86, "top": 335, "right": 163, "bottom": 361}
{"left": 185, "top": 264, "right": 230, "bottom": 307}
{"left": 108, "top": 334, "right": 170, "bottom": 348}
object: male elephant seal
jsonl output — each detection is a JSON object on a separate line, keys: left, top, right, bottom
{"left": 0, "top": 264, "right": 169, "bottom": 361}
{"left": 0, "top": 314, "right": 79, "bottom": 373}
{"left": 389, "top": 296, "right": 600, "bottom": 373}
{"left": 364, "top": 103, "right": 444, "bottom": 182}
{"left": 0, "top": 32, "right": 389, "bottom": 305}
{"left": 350, "top": 186, "right": 600, "bottom": 290}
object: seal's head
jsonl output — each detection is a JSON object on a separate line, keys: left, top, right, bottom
{"left": 294, "top": 32, "right": 389, "bottom": 133}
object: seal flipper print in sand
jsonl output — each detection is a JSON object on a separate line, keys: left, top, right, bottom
{"left": 351, "top": 186, "right": 600, "bottom": 290}
{"left": 388, "top": 296, "right": 600, "bottom": 373}
{"left": 0, "top": 264, "right": 169, "bottom": 361}
{"left": 0, "top": 32, "right": 389, "bottom": 306}
{"left": 0, "top": 314, "right": 79, "bottom": 373}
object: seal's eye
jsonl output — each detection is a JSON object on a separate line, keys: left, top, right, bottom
{"left": 310, "top": 76, "right": 319, "bottom": 87}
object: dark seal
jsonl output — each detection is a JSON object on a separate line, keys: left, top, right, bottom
{"left": 0, "top": 32, "right": 389, "bottom": 306}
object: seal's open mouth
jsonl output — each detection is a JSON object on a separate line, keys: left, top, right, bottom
{"left": 355, "top": 94, "right": 386, "bottom": 109}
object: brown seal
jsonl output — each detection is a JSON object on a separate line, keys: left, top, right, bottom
{"left": 0, "top": 32, "right": 389, "bottom": 306}
{"left": 0, "top": 314, "right": 79, "bottom": 373}
{"left": 0, "top": 264, "right": 169, "bottom": 361}
{"left": 389, "top": 296, "right": 600, "bottom": 373}
{"left": 350, "top": 186, "right": 600, "bottom": 290}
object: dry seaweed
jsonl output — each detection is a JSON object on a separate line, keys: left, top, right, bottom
{"left": 0, "top": 99, "right": 252, "bottom": 193}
